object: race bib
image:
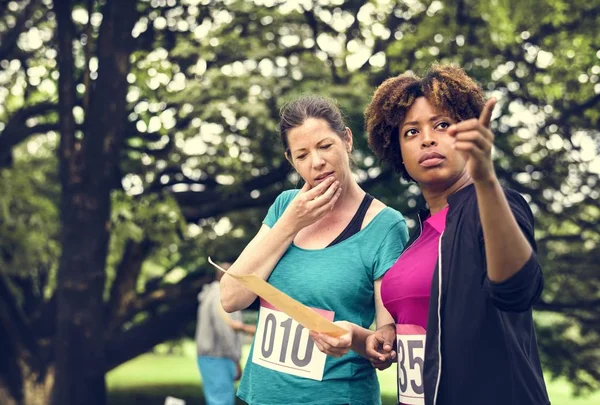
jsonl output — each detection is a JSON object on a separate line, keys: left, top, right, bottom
{"left": 397, "top": 324, "right": 426, "bottom": 405}
{"left": 252, "top": 299, "right": 334, "bottom": 381}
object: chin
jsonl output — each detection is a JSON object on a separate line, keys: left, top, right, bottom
{"left": 419, "top": 170, "right": 465, "bottom": 189}
{"left": 414, "top": 170, "right": 452, "bottom": 185}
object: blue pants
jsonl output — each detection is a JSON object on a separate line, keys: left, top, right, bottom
{"left": 197, "top": 356, "right": 236, "bottom": 405}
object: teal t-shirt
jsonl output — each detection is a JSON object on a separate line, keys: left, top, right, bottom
{"left": 238, "top": 190, "right": 409, "bottom": 405}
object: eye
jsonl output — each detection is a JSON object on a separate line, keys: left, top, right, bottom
{"left": 404, "top": 128, "right": 419, "bottom": 137}
{"left": 295, "top": 154, "right": 307, "bottom": 160}
{"left": 320, "top": 144, "right": 333, "bottom": 149}
{"left": 436, "top": 121, "right": 450, "bottom": 130}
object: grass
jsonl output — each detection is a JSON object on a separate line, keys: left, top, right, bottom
{"left": 107, "top": 342, "right": 600, "bottom": 405}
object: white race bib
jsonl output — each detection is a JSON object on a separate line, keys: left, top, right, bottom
{"left": 396, "top": 324, "right": 426, "bottom": 405}
{"left": 252, "top": 299, "right": 334, "bottom": 381}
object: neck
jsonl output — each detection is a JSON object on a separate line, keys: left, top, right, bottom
{"left": 335, "top": 178, "right": 364, "bottom": 208}
{"left": 420, "top": 172, "right": 473, "bottom": 214}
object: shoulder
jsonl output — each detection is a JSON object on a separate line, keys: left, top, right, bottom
{"left": 276, "top": 189, "right": 300, "bottom": 204}
{"left": 362, "top": 198, "right": 406, "bottom": 235}
{"left": 502, "top": 186, "right": 535, "bottom": 228}
{"left": 264, "top": 189, "right": 300, "bottom": 226}
{"left": 269, "top": 189, "right": 300, "bottom": 212}
{"left": 503, "top": 187, "right": 531, "bottom": 208}
{"left": 366, "top": 198, "right": 405, "bottom": 223}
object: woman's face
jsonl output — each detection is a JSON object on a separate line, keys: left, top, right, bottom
{"left": 286, "top": 118, "right": 352, "bottom": 188}
{"left": 398, "top": 97, "right": 468, "bottom": 188}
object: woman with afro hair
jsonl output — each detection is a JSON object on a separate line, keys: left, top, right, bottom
{"left": 364, "top": 64, "right": 550, "bottom": 405}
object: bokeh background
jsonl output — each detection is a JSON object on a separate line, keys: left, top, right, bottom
{"left": 0, "top": 0, "right": 598, "bottom": 404}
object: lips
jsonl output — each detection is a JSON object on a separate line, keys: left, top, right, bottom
{"left": 315, "top": 171, "right": 335, "bottom": 181}
{"left": 418, "top": 152, "right": 445, "bottom": 167}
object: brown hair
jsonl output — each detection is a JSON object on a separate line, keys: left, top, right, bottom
{"left": 365, "top": 64, "right": 486, "bottom": 181}
{"left": 279, "top": 96, "right": 348, "bottom": 157}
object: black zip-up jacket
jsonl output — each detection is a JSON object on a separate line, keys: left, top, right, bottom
{"left": 414, "top": 184, "right": 550, "bottom": 405}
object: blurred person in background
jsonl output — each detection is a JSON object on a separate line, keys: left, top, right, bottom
{"left": 196, "top": 264, "right": 255, "bottom": 405}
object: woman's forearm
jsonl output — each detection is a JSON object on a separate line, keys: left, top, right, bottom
{"left": 220, "top": 219, "right": 298, "bottom": 312}
{"left": 474, "top": 177, "right": 533, "bottom": 282}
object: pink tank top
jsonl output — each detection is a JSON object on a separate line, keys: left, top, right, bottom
{"left": 381, "top": 207, "right": 448, "bottom": 329}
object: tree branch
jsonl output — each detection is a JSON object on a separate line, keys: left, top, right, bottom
{"left": 105, "top": 297, "right": 197, "bottom": 371}
{"left": 302, "top": 7, "right": 342, "bottom": 83}
{"left": 547, "top": 93, "right": 600, "bottom": 127}
{"left": 106, "top": 239, "right": 155, "bottom": 335}
{"left": 358, "top": 1, "right": 431, "bottom": 77}
{"left": 180, "top": 187, "right": 283, "bottom": 222}
{"left": 121, "top": 270, "right": 211, "bottom": 320}
{"left": 145, "top": 167, "right": 220, "bottom": 193}
{"left": 82, "top": 0, "right": 96, "bottom": 113}
{"left": 0, "top": 102, "right": 58, "bottom": 157}
{"left": 55, "top": 0, "right": 78, "bottom": 167}
{"left": 537, "top": 234, "right": 585, "bottom": 244}
{"left": 535, "top": 299, "right": 600, "bottom": 312}
{"left": 0, "top": 0, "right": 40, "bottom": 61}
{"left": 105, "top": 271, "right": 213, "bottom": 369}
{"left": 171, "top": 163, "right": 291, "bottom": 220}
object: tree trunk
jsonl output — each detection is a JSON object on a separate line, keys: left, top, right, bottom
{"left": 51, "top": 1, "right": 137, "bottom": 404}
{"left": 0, "top": 364, "right": 54, "bottom": 405}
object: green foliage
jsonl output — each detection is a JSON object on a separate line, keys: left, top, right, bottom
{"left": 0, "top": 0, "right": 598, "bottom": 394}
{"left": 0, "top": 137, "right": 60, "bottom": 282}
{"left": 106, "top": 342, "right": 600, "bottom": 405}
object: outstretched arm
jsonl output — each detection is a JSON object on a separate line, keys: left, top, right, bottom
{"left": 449, "top": 98, "right": 534, "bottom": 283}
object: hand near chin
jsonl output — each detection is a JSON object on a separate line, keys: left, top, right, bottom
{"left": 281, "top": 176, "right": 342, "bottom": 232}
{"left": 448, "top": 98, "right": 498, "bottom": 184}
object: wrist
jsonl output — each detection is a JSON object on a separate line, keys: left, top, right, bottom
{"left": 347, "top": 322, "right": 357, "bottom": 339}
{"left": 276, "top": 213, "right": 302, "bottom": 237}
{"left": 379, "top": 322, "right": 395, "bottom": 332}
{"left": 345, "top": 322, "right": 360, "bottom": 351}
{"left": 473, "top": 173, "right": 499, "bottom": 188}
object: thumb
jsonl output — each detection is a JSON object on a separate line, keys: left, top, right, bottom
{"left": 382, "top": 335, "right": 394, "bottom": 351}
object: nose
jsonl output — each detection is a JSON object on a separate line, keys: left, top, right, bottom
{"left": 310, "top": 150, "right": 326, "bottom": 169}
{"left": 421, "top": 127, "right": 438, "bottom": 149}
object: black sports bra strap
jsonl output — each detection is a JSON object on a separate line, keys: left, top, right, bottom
{"left": 326, "top": 193, "right": 374, "bottom": 248}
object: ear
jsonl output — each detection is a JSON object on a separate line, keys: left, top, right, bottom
{"left": 344, "top": 127, "right": 353, "bottom": 153}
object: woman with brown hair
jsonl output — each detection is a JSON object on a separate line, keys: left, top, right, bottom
{"left": 364, "top": 65, "right": 550, "bottom": 405}
{"left": 220, "top": 96, "right": 409, "bottom": 404}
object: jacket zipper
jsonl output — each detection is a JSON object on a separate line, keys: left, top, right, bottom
{"left": 432, "top": 232, "right": 444, "bottom": 404}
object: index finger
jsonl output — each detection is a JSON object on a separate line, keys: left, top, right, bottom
{"left": 300, "top": 181, "right": 311, "bottom": 192}
{"left": 479, "top": 98, "right": 497, "bottom": 128}
{"left": 366, "top": 345, "right": 384, "bottom": 361}
{"left": 303, "top": 176, "right": 336, "bottom": 199}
